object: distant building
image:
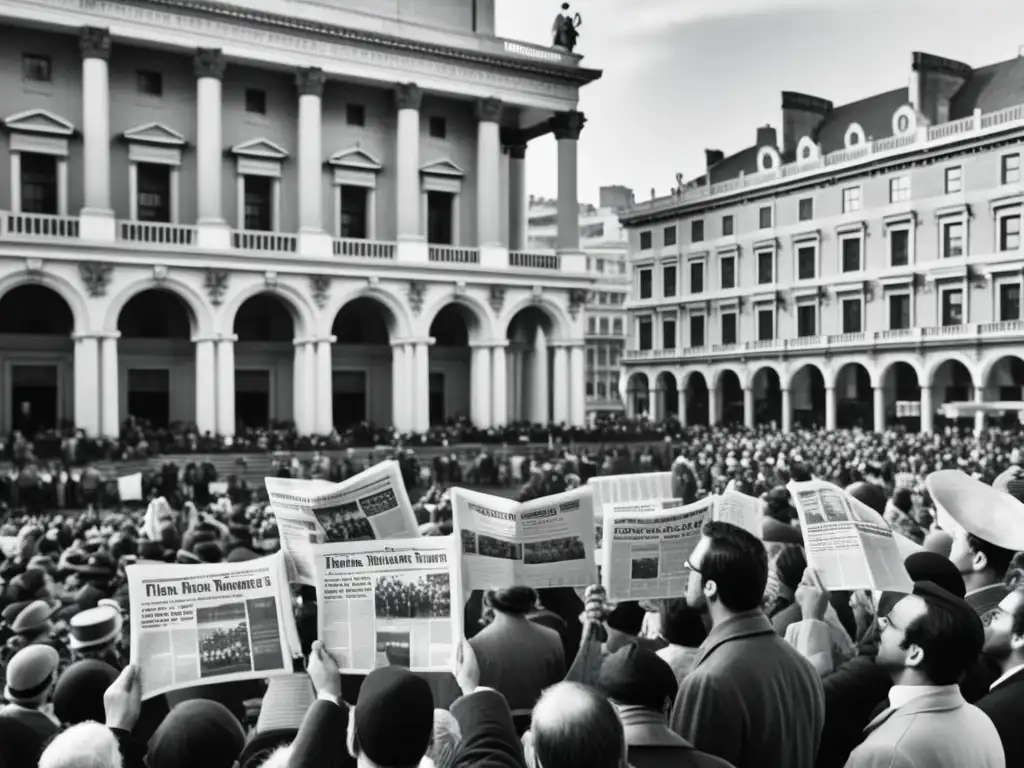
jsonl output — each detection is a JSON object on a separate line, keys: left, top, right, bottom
{"left": 529, "top": 186, "right": 632, "bottom": 416}
{"left": 620, "top": 51, "right": 1024, "bottom": 434}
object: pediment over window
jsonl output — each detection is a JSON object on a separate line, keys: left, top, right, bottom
{"left": 230, "top": 138, "right": 289, "bottom": 160}
{"left": 3, "top": 108, "right": 75, "bottom": 136}
{"left": 420, "top": 158, "right": 464, "bottom": 177}
{"left": 123, "top": 122, "right": 186, "bottom": 146}
{"left": 328, "top": 146, "right": 382, "bottom": 172}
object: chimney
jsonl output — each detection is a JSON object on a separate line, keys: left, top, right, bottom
{"left": 756, "top": 124, "right": 777, "bottom": 148}
{"left": 911, "top": 52, "right": 972, "bottom": 125}
{"left": 705, "top": 149, "right": 725, "bottom": 169}
{"left": 781, "top": 92, "right": 833, "bottom": 157}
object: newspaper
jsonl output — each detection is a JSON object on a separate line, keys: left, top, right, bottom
{"left": 265, "top": 461, "right": 420, "bottom": 586}
{"left": 452, "top": 486, "right": 596, "bottom": 593}
{"left": 313, "top": 537, "right": 460, "bottom": 673}
{"left": 587, "top": 472, "right": 674, "bottom": 553}
{"left": 600, "top": 491, "right": 764, "bottom": 600}
{"left": 126, "top": 552, "right": 300, "bottom": 701}
{"left": 788, "top": 479, "right": 913, "bottom": 592}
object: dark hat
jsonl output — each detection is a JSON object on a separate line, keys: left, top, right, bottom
{"left": 598, "top": 643, "right": 678, "bottom": 711}
{"left": 226, "top": 547, "right": 261, "bottom": 563}
{"left": 148, "top": 699, "right": 246, "bottom": 768}
{"left": 194, "top": 541, "right": 224, "bottom": 564}
{"left": 913, "top": 580, "right": 984, "bottom": 655}
{"left": 9, "top": 568, "right": 47, "bottom": 601}
{"left": 139, "top": 540, "right": 164, "bottom": 561}
{"left": 606, "top": 601, "right": 646, "bottom": 636}
{"left": 53, "top": 659, "right": 119, "bottom": 725}
{"left": 905, "top": 552, "right": 965, "bottom": 599}
{"left": 845, "top": 482, "right": 887, "bottom": 516}
{"left": 774, "top": 544, "right": 808, "bottom": 592}
{"left": 71, "top": 552, "right": 117, "bottom": 580}
{"left": 355, "top": 667, "right": 434, "bottom": 767}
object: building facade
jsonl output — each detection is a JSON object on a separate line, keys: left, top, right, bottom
{"left": 0, "top": 0, "right": 602, "bottom": 437}
{"left": 620, "top": 51, "right": 1024, "bottom": 433}
{"left": 529, "top": 186, "right": 631, "bottom": 416}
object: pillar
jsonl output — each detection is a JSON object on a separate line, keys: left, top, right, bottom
{"left": 492, "top": 343, "right": 508, "bottom": 427}
{"left": 508, "top": 347, "right": 523, "bottom": 421}
{"left": 873, "top": 387, "right": 885, "bottom": 432}
{"left": 216, "top": 335, "right": 236, "bottom": 437}
{"left": 553, "top": 111, "right": 586, "bottom": 253}
{"left": 569, "top": 344, "right": 586, "bottom": 427}
{"left": 79, "top": 27, "right": 113, "bottom": 238}
{"left": 973, "top": 385, "right": 985, "bottom": 435}
{"left": 414, "top": 340, "right": 431, "bottom": 432}
{"left": 743, "top": 388, "right": 755, "bottom": 429}
{"left": 781, "top": 388, "right": 793, "bottom": 433}
{"left": 303, "top": 339, "right": 316, "bottom": 433}
{"left": 391, "top": 342, "right": 407, "bottom": 432}
{"left": 194, "top": 337, "right": 216, "bottom": 435}
{"left": 73, "top": 335, "right": 100, "bottom": 436}
{"left": 508, "top": 143, "right": 528, "bottom": 250}
{"left": 195, "top": 49, "right": 227, "bottom": 241}
{"left": 470, "top": 344, "right": 492, "bottom": 428}
{"left": 825, "top": 386, "right": 837, "bottom": 431}
{"left": 316, "top": 337, "right": 334, "bottom": 435}
{"left": 920, "top": 387, "right": 934, "bottom": 434}
{"left": 552, "top": 345, "right": 569, "bottom": 424}
{"left": 530, "top": 327, "right": 549, "bottom": 423}
{"left": 292, "top": 342, "right": 307, "bottom": 433}
{"left": 297, "top": 68, "right": 326, "bottom": 233}
{"left": 707, "top": 386, "right": 719, "bottom": 427}
{"left": 395, "top": 84, "right": 423, "bottom": 240}
{"left": 677, "top": 387, "right": 687, "bottom": 427}
{"left": 475, "top": 98, "right": 502, "bottom": 248}
{"left": 99, "top": 334, "right": 120, "bottom": 438}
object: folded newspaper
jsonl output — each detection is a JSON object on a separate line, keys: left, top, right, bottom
{"left": 451, "top": 486, "right": 596, "bottom": 594}
{"left": 587, "top": 471, "right": 675, "bottom": 554}
{"left": 600, "top": 491, "right": 764, "bottom": 601}
{"left": 788, "top": 479, "right": 913, "bottom": 593}
{"left": 313, "top": 536, "right": 461, "bottom": 673}
{"left": 265, "top": 461, "right": 420, "bottom": 586}
{"left": 126, "top": 551, "right": 301, "bottom": 701}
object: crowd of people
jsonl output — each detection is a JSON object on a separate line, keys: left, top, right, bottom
{"left": 374, "top": 575, "right": 452, "bottom": 620}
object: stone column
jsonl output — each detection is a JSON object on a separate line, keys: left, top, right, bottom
{"left": 297, "top": 68, "right": 330, "bottom": 255}
{"left": 292, "top": 342, "right": 307, "bottom": 433}
{"left": 873, "top": 387, "right": 885, "bottom": 432}
{"left": 73, "top": 334, "right": 100, "bottom": 436}
{"left": 316, "top": 336, "right": 335, "bottom": 435}
{"left": 973, "top": 386, "right": 985, "bottom": 435}
{"left": 475, "top": 98, "right": 502, "bottom": 249}
{"left": 825, "top": 386, "right": 837, "bottom": 431}
{"left": 530, "top": 327, "right": 549, "bottom": 424}
{"left": 649, "top": 382, "right": 661, "bottom": 422}
{"left": 395, "top": 84, "right": 423, "bottom": 242}
{"left": 569, "top": 344, "right": 586, "bottom": 427}
{"left": 470, "top": 343, "right": 492, "bottom": 428}
{"left": 193, "top": 337, "right": 217, "bottom": 434}
{"left": 743, "top": 388, "right": 755, "bottom": 429}
{"left": 100, "top": 333, "right": 120, "bottom": 438}
{"left": 553, "top": 111, "right": 586, "bottom": 253}
{"left": 781, "top": 388, "right": 793, "bottom": 433}
{"left": 79, "top": 27, "right": 114, "bottom": 240}
{"left": 507, "top": 142, "right": 528, "bottom": 251}
{"left": 414, "top": 340, "right": 432, "bottom": 432}
{"left": 492, "top": 342, "right": 508, "bottom": 427}
{"left": 920, "top": 387, "right": 934, "bottom": 434}
{"left": 390, "top": 342, "right": 407, "bottom": 431}
{"left": 552, "top": 344, "right": 569, "bottom": 424}
{"left": 216, "top": 335, "right": 236, "bottom": 436}
{"left": 302, "top": 339, "right": 316, "bottom": 433}
{"left": 707, "top": 387, "right": 718, "bottom": 427}
{"left": 406, "top": 342, "right": 418, "bottom": 430}
{"left": 677, "top": 387, "right": 687, "bottom": 427}
{"left": 195, "top": 49, "right": 229, "bottom": 248}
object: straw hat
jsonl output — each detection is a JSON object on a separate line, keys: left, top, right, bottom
{"left": 69, "top": 604, "right": 123, "bottom": 650}
{"left": 926, "top": 469, "right": 1024, "bottom": 550}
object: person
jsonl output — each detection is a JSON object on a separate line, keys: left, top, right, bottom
{"left": 38, "top": 721, "right": 122, "bottom": 768}
{"left": 845, "top": 581, "right": 1004, "bottom": 768}
{"left": 654, "top": 598, "right": 707, "bottom": 684}
{"left": 524, "top": 682, "right": 626, "bottom": 768}
{"left": 0, "top": 644, "right": 61, "bottom": 762}
{"left": 669, "top": 521, "right": 824, "bottom": 768}
{"left": 976, "top": 583, "right": 1024, "bottom": 767}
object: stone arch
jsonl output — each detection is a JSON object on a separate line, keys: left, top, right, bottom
{"left": 219, "top": 282, "right": 315, "bottom": 340}
{"left": 0, "top": 270, "right": 88, "bottom": 335}
{"left": 501, "top": 295, "right": 571, "bottom": 342}
{"left": 323, "top": 285, "right": 412, "bottom": 340}
{"left": 104, "top": 276, "right": 213, "bottom": 338}
{"left": 750, "top": 362, "right": 784, "bottom": 385}
{"left": 782, "top": 360, "right": 828, "bottom": 391}
{"left": 680, "top": 367, "right": 711, "bottom": 391}
{"left": 979, "top": 352, "right": 1024, "bottom": 388}
{"left": 924, "top": 352, "right": 980, "bottom": 388}
{"left": 711, "top": 365, "right": 746, "bottom": 391}
{"left": 421, "top": 292, "right": 494, "bottom": 342}
{"left": 874, "top": 356, "right": 924, "bottom": 389}
{"left": 822, "top": 355, "right": 874, "bottom": 389}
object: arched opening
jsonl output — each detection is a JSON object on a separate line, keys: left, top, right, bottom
{"left": 685, "top": 372, "right": 708, "bottom": 426}
{"left": 882, "top": 362, "right": 921, "bottom": 431}
{"left": 118, "top": 289, "right": 195, "bottom": 429}
{"left": 429, "top": 304, "right": 475, "bottom": 426}
{"left": 626, "top": 373, "right": 650, "bottom": 418}
{"left": 0, "top": 285, "right": 74, "bottom": 434}
{"left": 930, "top": 359, "right": 975, "bottom": 431}
{"left": 984, "top": 355, "right": 1024, "bottom": 427}
{"left": 791, "top": 364, "right": 825, "bottom": 428}
{"left": 332, "top": 297, "right": 394, "bottom": 429}
{"left": 835, "top": 362, "right": 872, "bottom": 429}
{"left": 751, "top": 367, "right": 782, "bottom": 427}
{"left": 234, "top": 294, "right": 296, "bottom": 430}
{"left": 507, "top": 307, "right": 555, "bottom": 424}
{"left": 655, "top": 372, "right": 678, "bottom": 420}
{"left": 718, "top": 370, "right": 744, "bottom": 426}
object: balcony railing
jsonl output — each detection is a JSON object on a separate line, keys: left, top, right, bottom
{"left": 333, "top": 238, "right": 396, "bottom": 260}
{"left": 510, "top": 250, "right": 560, "bottom": 270}
{"left": 118, "top": 221, "right": 196, "bottom": 246}
{"left": 428, "top": 245, "right": 480, "bottom": 265}
{"left": 232, "top": 231, "right": 298, "bottom": 253}
{"left": 1, "top": 212, "right": 79, "bottom": 239}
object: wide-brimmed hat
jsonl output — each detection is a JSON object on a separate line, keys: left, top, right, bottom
{"left": 69, "top": 604, "right": 123, "bottom": 650}
{"left": 71, "top": 552, "right": 118, "bottom": 580}
{"left": 11, "top": 599, "right": 60, "bottom": 635}
{"left": 926, "top": 470, "right": 1024, "bottom": 550}
{"left": 3, "top": 644, "right": 59, "bottom": 702}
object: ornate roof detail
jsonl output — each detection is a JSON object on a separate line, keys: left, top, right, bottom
{"left": 327, "top": 146, "right": 383, "bottom": 171}
{"left": 420, "top": 158, "right": 465, "bottom": 177}
{"left": 230, "top": 138, "right": 289, "bottom": 160}
{"left": 122, "top": 122, "right": 187, "bottom": 146}
{"left": 3, "top": 109, "right": 75, "bottom": 136}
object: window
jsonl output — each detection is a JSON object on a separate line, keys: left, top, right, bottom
{"left": 663, "top": 226, "right": 677, "bottom": 246}
{"left": 612, "top": 318, "right": 623, "bottom": 334}
{"left": 1000, "top": 284, "right": 1021, "bottom": 321}
{"left": 639, "top": 231, "right": 652, "bottom": 250}
{"left": 586, "top": 382, "right": 594, "bottom": 397}
{"left": 426, "top": 190, "right": 454, "bottom": 244}
{"left": 757, "top": 308, "right": 774, "bottom": 341}
{"left": 691, "top": 220, "right": 704, "bottom": 243}
{"left": 889, "top": 294, "right": 911, "bottom": 330}
{"left": 999, "top": 214, "right": 1021, "bottom": 251}
{"left": 340, "top": 185, "right": 369, "bottom": 239}
{"left": 136, "top": 71, "right": 163, "bottom": 96}
{"left": 890, "top": 229, "right": 909, "bottom": 266}
{"left": 662, "top": 265, "right": 677, "bottom": 298}
{"left": 720, "top": 313, "right": 736, "bottom": 345}
{"left": 429, "top": 116, "right": 447, "bottom": 139}
{"left": 841, "top": 237, "right": 862, "bottom": 272}
{"left": 720, "top": 255, "right": 735, "bottom": 289}
{"left": 690, "top": 262, "right": 704, "bottom": 294}
{"left": 243, "top": 176, "right": 273, "bottom": 231}
{"left": 588, "top": 317, "right": 596, "bottom": 334}
{"left": 136, "top": 164, "right": 171, "bottom": 222}
{"left": 798, "top": 197, "right": 814, "bottom": 221}
{"left": 842, "top": 186, "right": 862, "bottom": 213}
{"left": 599, "top": 318, "right": 609, "bottom": 335}
{"left": 20, "top": 153, "right": 58, "bottom": 215}
{"left": 722, "top": 215, "right": 734, "bottom": 236}
{"left": 945, "top": 166, "right": 962, "bottom": 194}
{"left": 942, "top": 221, "right": 964, "bottom": 258}
{"left": 842, "top": 297, "right": 863, "bottom": 333}
{"left": 797, "top": 304, "right": 816, "bottom": 337}
{"left": 245, "top": 88, "right": 267, "bottom": 115}
{"left": 889, "top": 176, "right": 910, "bottom": 203}
{"left": 797, "top": 246, "right": 816, "bottom": 280}
{"left": 638, "top": 318, "right": 653, "bottom": 350}
{"left": 346, "top": 104, "right": 366, "bottom": 126}
{"left": 757, "top": 250, "right": 774, "bottom": 284}
{"left": 689, "top": 315, "right": 705, "bottom": 348}
{"left": 759, "top": 206, "right": 772, "bottom": 229}
{"left": 1002, "top": 154, "right": 1021, "bottom": 185}
{"left": 22, "top": 54, "right": 51, "bottom": 82}
{"left": 638, "top": 268, "right": 653, "bottom": 299}
{"left": 941, "top": 288, "right": 963, "bottom": 326}
{"left": 662, "top": 318, "right": 677, "bottom": 349}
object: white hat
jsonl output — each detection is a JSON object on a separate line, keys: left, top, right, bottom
{"left": 69, "top": 604, "right": 123, "bottom": 650}
{"left": 926, "top": 470, "right": 1024, "bottom": 550}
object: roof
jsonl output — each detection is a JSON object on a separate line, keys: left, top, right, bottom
{"left": 814, "top": 86, "right": 907, "bottom": 151}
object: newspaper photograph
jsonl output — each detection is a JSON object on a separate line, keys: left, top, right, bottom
{"left": 452, "top": 486, "right": 596, "bottom": 594}
{"left": 788, "top": 479, "right": 913, "bottom": 593}
{"left": 588, "top": 471, "right": 674, "bottom": 553}
{"left": 313, "top": 537, "right": 460, "bottom": 674}
{"left": 126, "top": 552, "right": 300, "bottom": 701}
{"left": 266, "top": 461, "right": 420, "bottom": 586}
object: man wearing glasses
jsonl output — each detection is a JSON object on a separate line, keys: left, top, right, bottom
{"left": 976, "top": 583, "right": 1024, "bottom": 767}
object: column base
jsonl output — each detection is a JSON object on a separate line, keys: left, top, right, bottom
{"left": 79, "top": 208, "right": 116, "bottom": 242}
{"left": 397, "top": 239, "right": 429, "bottom": 264}
{"left": 478, "top": 244, "right": 508, "bottom": 270}
{"left": 556, "top": 249, "right": 587, "bottom": 274}
{"left": 197, "top": 220, "right": 232, "bottom": 250}
{"left": 299, "top": 230, "right": 333, "bottom": 257}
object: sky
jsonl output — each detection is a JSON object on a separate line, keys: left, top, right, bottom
{"left": 495, "top": 0, "right": 1024, "bottom": 206}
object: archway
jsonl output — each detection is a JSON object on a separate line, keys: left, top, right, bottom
{"left": 507, "top": 306, "right": 556, "bottom": 424}
{"left": 655, "top": 372, "right": 678, "bottom": 420}
{"left": 882, "top": 362, "right": 921, "bottom": 431}
{"left": 333, "top": 297, "right": 394, "bottom": 429}
{"left": 0, "top": 285, "right": 74, "bottom": 434}
{"left": 790, "top": 364, "right": 825, "bottom": 428}
{"left": 685, "top": 372, "right": 708, "bottom": 426}
{"left": 118, "top": 289, "right": 195, "bottom": 429}
{"left": 429, "top": 304, "right": 475, "bottom": 426}
{"left": 718, "top": 370, "right": 744, "bottom": 426}
{"left": 626, "top": 372, "right": 650, "bottom": 418}
{"left": 930, "top": 358, "right": 975, "bottom": 430}
{"left": 983, "top": 355, "right": 1024, "bottom": 427}
{"left": 835, "top": 362, "right": 872, "bottom": 429}
{"left": 751, "top": 367, "right": 781, "bottom": 427}
{"left": 234, "top": 294, "right": 296, "bottom": 430}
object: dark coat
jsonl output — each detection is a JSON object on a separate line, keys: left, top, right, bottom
{"left": 451, "top": 688, "right": 527, "bottom": 768}
{"left": 976, "top": 667, "right": 1024, "bottom": 768}
{"left": 618, "top": 704, "right": 736, "bottom": 768}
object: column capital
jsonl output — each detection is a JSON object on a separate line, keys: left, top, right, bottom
{"left": 94, "top": 331, "right": 121, "bottom": 341}
{"left": 72, "top": 332, "right": 106, "bottom": 341}
{"left": 79, "top": 27, "right": 111, "bottom": 61}
{"left": 297, "top": 67, "right": 326, "bottom": 98}
{"left": 552, "top": 110, "right": 586, "bottom": 140}
{"left": 475, "top": 97, "right": 503, "bottom": 123}
{"left": 194, "top": 48, "right": 226, "bottom": 80}
{"left": 506, "top": 143, "right": 527, "bottom": 160}
{"left": 394, "top": 82, "right": 423, "bottom": 111}
{"left": 392, "top": 336, "right": 435, "bottom": 347}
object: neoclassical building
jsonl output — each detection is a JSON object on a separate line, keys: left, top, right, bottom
{"left": 0, "top": 0, "right": 601, "bottom": 436}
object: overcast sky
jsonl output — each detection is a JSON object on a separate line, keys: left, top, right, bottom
{"left": 495, "top": 0, "right": 1024, "bottom": 206}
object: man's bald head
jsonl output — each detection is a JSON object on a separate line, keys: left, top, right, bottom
{"left": 530, "top": 683, "right": 625, "bottom": 768}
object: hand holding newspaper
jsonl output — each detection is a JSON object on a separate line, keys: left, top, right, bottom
{"left": 266, "top": 460, "right": 420, "bottom": 586}
{"left": 787, "top": 479, "right": 913, "bottom": 593}
{"left": 126, "top": 552, "right": 300, "bottom": 701}
{"left": 312, "top": 536, "right": 461, "bottom": 673}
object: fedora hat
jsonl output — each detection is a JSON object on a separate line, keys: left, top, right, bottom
{"left": 69, "top": 604, "right": 123, "bottom": 650}
{"left": 3, "top": 644, "right": 59, "bottom": 703}
{"left": 11, "top": 599, "right": 59, "bottom": 635}
{"left": 926, "top": 469, "right": 1024, "bottom": 550}
{"left": 71, "top": 552, "right": 117, "bottom": 580}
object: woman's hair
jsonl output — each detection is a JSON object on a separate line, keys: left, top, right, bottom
{"left": 39, "top": 721, "right": 122, "bottom": 768}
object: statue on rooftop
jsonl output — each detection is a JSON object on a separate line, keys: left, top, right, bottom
{"left": 552, "top": 2, "right": 581, "bottom": 53}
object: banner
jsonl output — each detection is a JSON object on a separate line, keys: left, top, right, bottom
{"left": 587, "top": 471, "right": 674, "bottom": 554}
{"left": 788, "top": 479, "right": 913, "bottom": 592}
{"left": 313, "top": 537, "right": 461, "bottom": 673}
{"left": 118, "top": 473, "right": 143, "bottom": 501}
{"left": 126, "top": 552, "right": 300, "bottom": 701}
{"left": 265, "top": 461, "right": 420, "bottom": 586}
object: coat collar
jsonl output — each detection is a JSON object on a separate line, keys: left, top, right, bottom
{"left": 863, "top": 686, "right": 965, "bottom": 736}
{"left": 615, "top": 705, "right": 694, "bottom": 749}
{"left": 695, "top": 610, "right": 775, "bottom": 666}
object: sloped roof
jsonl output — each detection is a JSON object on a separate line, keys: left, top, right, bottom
{"left": 815, "top": 87, "right": 908, "bottom": 152}
{"left": 951, "top": 56, "right": 1024, "bottom": 118}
